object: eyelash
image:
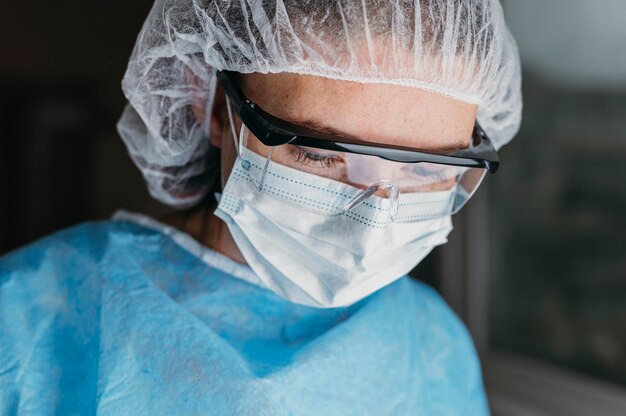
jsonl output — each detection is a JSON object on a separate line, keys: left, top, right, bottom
{"left": 292, "top": 148, "right": 340, "bottom": 168}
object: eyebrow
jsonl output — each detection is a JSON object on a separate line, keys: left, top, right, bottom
{"left": 292, "top": 118, "right": 472, "bottom": 154}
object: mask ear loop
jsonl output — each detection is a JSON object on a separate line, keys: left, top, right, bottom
{"left": 225, "top": 93, "right": 279, "bottom": 192}
{"left": 224, "top": 95, "right": 241, "bottom": 156}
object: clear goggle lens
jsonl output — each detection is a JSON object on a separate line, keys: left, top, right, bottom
{"left": 232, "top": 122, "right": 486, "bottom": 222}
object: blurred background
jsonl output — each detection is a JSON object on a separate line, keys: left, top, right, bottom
{"left": 0, "top": 1, "right": 157, "bottom": 253}
{"left": 1, "top": 1, "right": 625, "bottom": 415}
{"left": 492, "top": 0, "right": 626, "bottom": 387}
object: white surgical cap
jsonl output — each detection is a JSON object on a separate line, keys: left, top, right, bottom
{"left": 118, "top": 0, "right": 522, "bottom": 208}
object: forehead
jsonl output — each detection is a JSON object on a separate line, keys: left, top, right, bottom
{"left": 240, "top": 72, "right": 478, "bottom": 150}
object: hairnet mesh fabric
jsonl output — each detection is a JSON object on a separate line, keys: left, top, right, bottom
{"left": 118, "top": 0, "right": 522, "bottom": 208}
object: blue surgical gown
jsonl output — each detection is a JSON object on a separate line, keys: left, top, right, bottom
{"left": 0, "top": 212, "right": 489, "bottom": 415}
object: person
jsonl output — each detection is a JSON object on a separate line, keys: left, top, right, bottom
{"left": 0, "top": 1, "right": 521, "bottom": 414}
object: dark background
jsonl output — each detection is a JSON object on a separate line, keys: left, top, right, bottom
{"left": 1, "top": 1, "right": 158, "bottom": 253}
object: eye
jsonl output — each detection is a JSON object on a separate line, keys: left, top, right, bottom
{"left": 291, "top": 146, "right": 342, "bottom": 168}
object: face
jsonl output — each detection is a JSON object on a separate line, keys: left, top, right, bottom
{"left": 219, "top": 72, "right": 478, "bottom": 193}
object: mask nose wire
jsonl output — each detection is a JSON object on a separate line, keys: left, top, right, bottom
{"left": 342, "top": 180, "right": 400, "bottom": 220}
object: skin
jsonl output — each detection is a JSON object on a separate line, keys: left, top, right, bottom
{"left": 172, "top": 72, "right": 477, "bottom": 265}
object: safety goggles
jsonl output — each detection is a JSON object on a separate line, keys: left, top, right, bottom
{"left": 217, "top": 70, "right": 499, "bottom": 219}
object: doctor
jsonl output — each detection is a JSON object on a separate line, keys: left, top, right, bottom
{"left": 0, "top": 1, "right": 521, "bottom": 414}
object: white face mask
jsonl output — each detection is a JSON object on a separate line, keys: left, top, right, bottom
{"left": 215, "top": 142, "right": 454, "bottom": 308}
